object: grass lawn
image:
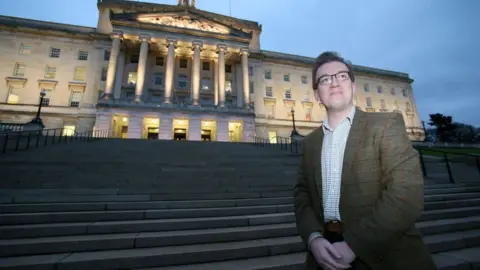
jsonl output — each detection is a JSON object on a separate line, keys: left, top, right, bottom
{"left": 418, "top": 147, "right": 480, "bottom": 157}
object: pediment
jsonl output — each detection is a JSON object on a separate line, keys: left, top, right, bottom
{"left": 137, "top": 13, "right": 231, "bottom": 35}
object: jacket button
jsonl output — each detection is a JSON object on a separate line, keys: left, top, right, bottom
{"left": 375, "top": 256, "right": 384, "bottom": 263}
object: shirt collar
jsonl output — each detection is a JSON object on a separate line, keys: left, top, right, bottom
{"left": 322, "top": 106, "right": 356, "bottom": 132}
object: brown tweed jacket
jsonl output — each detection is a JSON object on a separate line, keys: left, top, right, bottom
{"left": 293, "top": 107, "right": 437, "bottom": 270}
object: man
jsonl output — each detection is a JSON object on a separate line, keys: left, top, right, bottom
{"left": 293, "top": 51, "right": 436, "bottom": 270}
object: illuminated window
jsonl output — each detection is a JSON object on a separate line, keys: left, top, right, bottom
{"left": 7, "top": 87, "right": 19, "bottom": 104}
{"left": 62, "top": 125, "right": 76, "bottom": 136}
{"left": 128, "top": 72, "right": 137, "bottom": 84}
{"left": 74, "top": 67, "right": 86, "bottom": 81}
{"left": 45, "top": 66, "right": 56, "bottom": 79}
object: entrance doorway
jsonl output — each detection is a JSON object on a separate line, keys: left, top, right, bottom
{"left": 201, "top": 130, "right": 211, "bottom": 141}
{"left": 143, "top": 117, "right": 159, "bottom": 140}
{"left": 112, "top": 115, "right": 129, "bottom": 138}
{"left": 229, "top": 121, "right": 243, "bottom": 142}
{"left": 121, "top": 126, "right": 128, "bottom": 139}
{"left": 172, "top": 118, "right": 189, "bottom": 140}
{"left": 173, "top": 128, "right": 187, "bottom": 140}
{"left": 201, "top": 120, "right": 216, "bottom": 141}
{"left": 147, "top": 127, "right": 159, "bottom": 139}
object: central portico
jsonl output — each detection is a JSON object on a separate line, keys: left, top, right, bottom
{"left": 94, "top": 0, "right": 259, "bottom": 141}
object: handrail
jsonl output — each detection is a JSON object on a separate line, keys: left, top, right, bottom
{"left": 249, "top": 135, "right": 479, "bottom": 184}
{"left": 414, "top": 146, "right": 480, "bottom": 183}
{"left": 248, "top": 135, "right": 303, "bottom": 155}
{"left": 0, "top": 128, "right": 110, "bottom": 155}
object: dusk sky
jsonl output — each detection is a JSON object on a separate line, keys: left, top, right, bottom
{"left": 1, "top": 0, "right": 478, "bottom": 126}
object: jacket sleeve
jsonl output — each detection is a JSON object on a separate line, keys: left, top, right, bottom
{"left": 293, "top": 138, "right": 324, "bottom": 248}
{"left": 343, "top": 113, "right": 424, "bottom": 262}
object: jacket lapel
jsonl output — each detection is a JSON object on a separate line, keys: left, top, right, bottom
{"left": 341, "top": 107, "right": 368, "bottom": 177}
{"left": 313, "top": 127, "right": 324, "bottom": 209}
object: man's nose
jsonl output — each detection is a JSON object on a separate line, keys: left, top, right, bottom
{"left": 330, "top": 76, "right": 340, "bottom": 87}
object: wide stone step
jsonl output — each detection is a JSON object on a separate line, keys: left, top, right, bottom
{"left": 0, "top": 236, "right": 305, "bottom": 270}
{"left": 0, "top": 223, "right": 299, "bottom": 257}
{"left": 423, "top": 186, "right": 480, "bottom": 195}
{"left": 0, "top": 212, "right": 296, "bottom": 239}
{"left": 2, "top": 191, "right": 294, "bottom": 204}
{"left": 0, "top": 197, "right": 293, "bottom": 213}
{"left": 2, "top": 184, "right": 478, "bottom": 196}
{"left": 0, "top": 204, "right": 293, "bottom": 225}
{"left": 418, "top": 206, "right": 480, "bottom": 222}
{"left": 139, "top": 247, "right": 480, "bottom": 270}
{"left": 433, "top": 246, "right": 480, "bottom": 270}
{"left": 424, "top": 192, "right": 480, "bottom": 202}
{"left": 0, "top": 178, "right": 300, "bottom": 189}
{"left": 3, "top": 198, "right": 480, "bottom": 226}
{"left": 424, "top": 198, "right": 480, "bottom": 211}
{"left": 416, "top": 216, "right": 480, "bottom": 235}
{"left": 3, "top": 187, "right": 479, "bottom": 204}
{"left": 3, "top": 214, "right": 480, "bottom": 257}
{"left": 1, "top": 203, "right": 479, "bottom": 239}
{"left": 138, "top": 252, "right": 306, "bottom": 270}
{"left": 1, "top": 229, "right": 480, "bottom": 270}
{"left": 425, "top": 229, "right": 480, "bottom": 253}
{"left": 5, "top": 195, "right": 479, "bottom": 215}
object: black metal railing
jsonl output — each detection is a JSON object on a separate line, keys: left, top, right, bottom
{"left": 0, "top": 128, "right": 110, "bottom": 155}
{"left": 249, "top": 135, "right": 479, "bottom": 183}
{"left": 249, "top": 136, "right": 303, "bottom": 154}
{"left": 0, "top": 123, "right": 25, "bottom": 132}
{"left": 415, "top": 147, "right": 480, "bottom": 183}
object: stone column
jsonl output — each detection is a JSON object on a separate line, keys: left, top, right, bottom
{"left": 103, "top": 30, "right": 123, "bottom": 100}
{"left": 191, "top": 40, "right": 202, "bottom": 106}
{"left": 113, "top": 50, "right": 125, "bottom": 100}
{"left": 217, "top": 43, "right": 227, "bottom": 107}
{"left": 164, "top": 38, "right": 177, "bottom": 104}
{"left": 240, "top": 48, "right": 250, "bottom": 108}
{"left": 134, "top": 34, "right": 151, "bottom": 103}
{"left": 213, "top": 59, "right": 218, "bottom": 106}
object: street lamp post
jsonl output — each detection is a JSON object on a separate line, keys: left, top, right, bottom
{"left": 27, "top": 89, "right": 46, "bottom": 129}
{"left": 421, "top": 120, "right": 427, "bottom": 141}
{"left": 290, "top": 108, "right": 300, "bottom": 139}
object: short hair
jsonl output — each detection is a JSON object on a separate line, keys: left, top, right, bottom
{"left": 312, "top": 51, "right": 355, "bottom": 90}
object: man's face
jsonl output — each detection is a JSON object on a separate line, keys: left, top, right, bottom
{"left": 314, "top": 61, "right": 356, "bottom": 112}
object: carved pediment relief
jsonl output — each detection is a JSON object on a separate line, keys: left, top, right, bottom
{"left": 137, "top": 13, "right": 230, "bottom": 34}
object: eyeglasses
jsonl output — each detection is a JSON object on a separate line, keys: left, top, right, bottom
{"left": 317, "top": 71, "right": 350, "bottom": 86}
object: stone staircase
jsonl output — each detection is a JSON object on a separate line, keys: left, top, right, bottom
{"left": 0, "top": 139, "right": 479, "bottom": 269}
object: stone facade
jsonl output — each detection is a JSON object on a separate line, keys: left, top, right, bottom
{"left": 0, "top": 0, "right": 425, "bottom": 141}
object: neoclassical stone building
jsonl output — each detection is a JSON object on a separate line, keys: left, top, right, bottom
{"left": 0, "top": 0, "right": 425, "bottom": 141}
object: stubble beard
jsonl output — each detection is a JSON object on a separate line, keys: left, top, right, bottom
{"left": 325, "top": 95, "right": 353, "bottom": 114}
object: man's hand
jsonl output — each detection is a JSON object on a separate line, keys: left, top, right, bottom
{"left": 333, "top": 241, "right": 356, "bottom": 265}
{"left": 310, "top": 237, "right": 352, "bottom": 270}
